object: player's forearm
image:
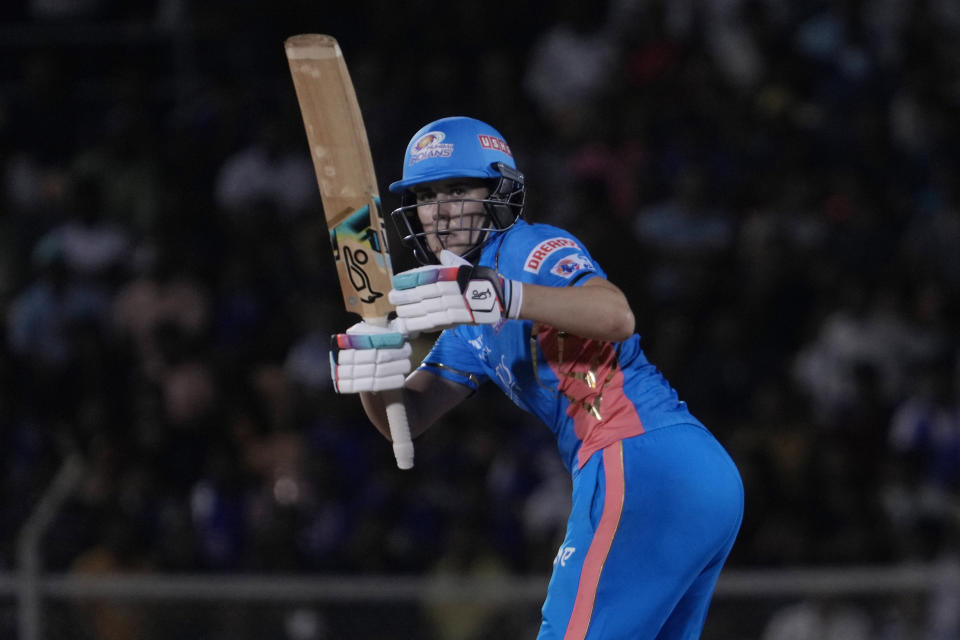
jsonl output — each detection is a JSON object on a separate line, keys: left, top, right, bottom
{"left": 361, "top": 391, "right": 406, "bottom": 440}
{"left": 358, "top": 369, "right": 470, "bottom": 441}
{"left": 518, "top": 279, "right": 635, "bottom": 341}
{"left": 359, "top": 389, "right": 429, "bottom": 440}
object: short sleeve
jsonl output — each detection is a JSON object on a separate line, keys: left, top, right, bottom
{"left": 500, "top": 224, "right": 606, "bottom": 287}
{"left": 418, "top": 329, "right": 490, "bottom": 391}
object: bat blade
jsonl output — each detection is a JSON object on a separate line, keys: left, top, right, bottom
{"left": 285, "top": 34, "right": 413, "bottom": 469}
{"left": 285, "top": 34, "right": 393, "bottom": 321}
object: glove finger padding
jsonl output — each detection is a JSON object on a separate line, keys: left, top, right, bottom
{"left": 390, "top": 267, "right": 462, "bottom": 302}
{"left": 389, "top": 252, "right": 522, "bottom": 333}
{"left": 330, "top": 321, "right": 412, "bottom": 393}
{"left": 392, "top": 278, "right": 474, "bottom": 331}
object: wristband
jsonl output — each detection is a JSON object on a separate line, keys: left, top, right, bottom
{"left": 503, "top": 277, "right": 523, "bottom": 319}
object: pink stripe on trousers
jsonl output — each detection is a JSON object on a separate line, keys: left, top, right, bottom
{"left": 563, "top": 441, "right": 626, "bottom": 640}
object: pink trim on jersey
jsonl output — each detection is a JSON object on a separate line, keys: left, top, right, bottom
{"left": 535, "top": 325, "right": 644, "bottom": 468}
{"left": 563, "top": 442, "right": 626, "bottom": 640}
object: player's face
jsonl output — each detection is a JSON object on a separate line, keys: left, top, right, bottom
{"left": 413, "top": 178, "right": 491, "bottom": 257}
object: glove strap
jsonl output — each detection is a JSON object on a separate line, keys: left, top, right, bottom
{"left": 459, "top": 266, "right": 524, "bottom": 322}
{"left": 502, "top": 277, "right": 523, "bottom": 320}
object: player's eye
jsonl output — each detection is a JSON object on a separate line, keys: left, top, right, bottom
{"left": 415, "top": 191, "right": 435, "bottom": 203}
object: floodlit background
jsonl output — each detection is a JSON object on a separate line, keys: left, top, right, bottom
{"left": 1, "top": 0, "right": 959, "bottom": 638}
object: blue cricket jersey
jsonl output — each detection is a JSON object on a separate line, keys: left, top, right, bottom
{"left": 419, "top": 219, "right": 704, "bottom": 472}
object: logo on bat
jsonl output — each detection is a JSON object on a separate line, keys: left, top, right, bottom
{"left": 332, "top": 204, "right": 388, "bottom": 305}
{"left": 343, "top": 245, "right": 383, "bottom": 303}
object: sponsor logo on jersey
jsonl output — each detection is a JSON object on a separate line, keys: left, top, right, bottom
{"left": 553, "top": 546, "right": 576, "bottom": 567}
{"left": 477, "top": 134, "right": 512, "bottom": 156}
{"left": 409, "top": 131, "right": 454, "bottom": 165}
{"left": 523, "top": 237, "right": 580, "bottom": 273}
{"left": 550, "top": 254, "right": 593, "bottom": 278}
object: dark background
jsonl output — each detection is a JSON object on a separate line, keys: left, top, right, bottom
{"left": 1, "top": 0, "right": 959, "bottom": 632}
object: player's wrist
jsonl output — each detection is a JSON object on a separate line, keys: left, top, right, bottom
{"left": 503, "top": 277, "right": 523, "bottom": 320}
{"left": 463, "top": 266, "right": 521, "bottom": 323}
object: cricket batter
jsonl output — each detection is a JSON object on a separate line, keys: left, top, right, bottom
{"left": 330, "top": 116, "right": 744, "bottom": 639}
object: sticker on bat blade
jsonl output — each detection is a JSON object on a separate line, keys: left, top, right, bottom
{"left": 333, "top": 202, "right": 389, "bottom": 252}
{"left": 343, "top": 245, "right": 383, "bottom": 303}
{"left": 330, "top": 202, "right": 391, "bottom": 304}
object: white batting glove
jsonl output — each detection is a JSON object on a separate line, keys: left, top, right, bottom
{"left": 389, "top": 250, "right": 524, "bottom": 333}
{"left": 330, "top": 320, "right": 412, "bottom": 393}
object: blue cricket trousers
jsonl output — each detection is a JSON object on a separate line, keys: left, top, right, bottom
{"left": 538, "top": 424, "right": 744, "bottom": 640}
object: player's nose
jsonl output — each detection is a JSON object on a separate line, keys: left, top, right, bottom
{"left": 436, "top": 197, "right": 459, "bottom": 219}
{"left": 434, "top": 209, "right": 451, "bottom": 231}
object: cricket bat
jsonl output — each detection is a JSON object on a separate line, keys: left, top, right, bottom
{"left": 284, "top": 34, "right": 414, "bottom": 469}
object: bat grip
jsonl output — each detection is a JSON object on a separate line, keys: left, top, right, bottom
{"left": 383, "top": 389, "right": 414, "bottom": 469}
{"left": 366, "top": 316, "right": 414, "bottom": 469}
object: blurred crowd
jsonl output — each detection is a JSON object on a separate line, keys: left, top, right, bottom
{"left": 1, "top": 0, "right": 960, "bottom": 634}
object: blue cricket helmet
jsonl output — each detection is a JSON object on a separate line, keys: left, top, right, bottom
{"left": 389, "top": 116, "right": 526, "bottom": 265}
{"left": 388, "top": 116, "right": 518, "bottom": 193}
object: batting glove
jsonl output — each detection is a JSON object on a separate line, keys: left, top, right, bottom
{"left": 389, "top": 250, "right": 523, "bottom": 333}
{"left": 330, "top": 320, "right": 412, "bottom": 393}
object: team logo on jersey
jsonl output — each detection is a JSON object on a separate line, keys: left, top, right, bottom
{"left": 409, "top": 131, "right": 454, "bottom": 165}
{"left": 524, "top": 237, "right": 580, "bottom": 273}
{"left": 550, "top": 254, "right": 593, "bottom": 278}
{"left": 477, "top": 134, "right": 512, "bottom": 156}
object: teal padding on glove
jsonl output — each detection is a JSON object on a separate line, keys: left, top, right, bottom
{"left": 369, "top": 333, "right": 406, "bottom": 349}
{"left": 393, "top": 266, "right": 462, "bottom": 290}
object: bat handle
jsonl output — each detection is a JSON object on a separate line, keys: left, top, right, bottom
{"left": 365, "top": 316, "right": 414, "bottom": 469}
{"left": 383, "top": 389, "right": 414, "bottom": 469}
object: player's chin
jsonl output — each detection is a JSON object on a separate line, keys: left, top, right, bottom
{"left": 430, "top": 237, "right": 469, "bottom": 256}
{"left": 439, "top": 243, "right": 472, "bottom": 257}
